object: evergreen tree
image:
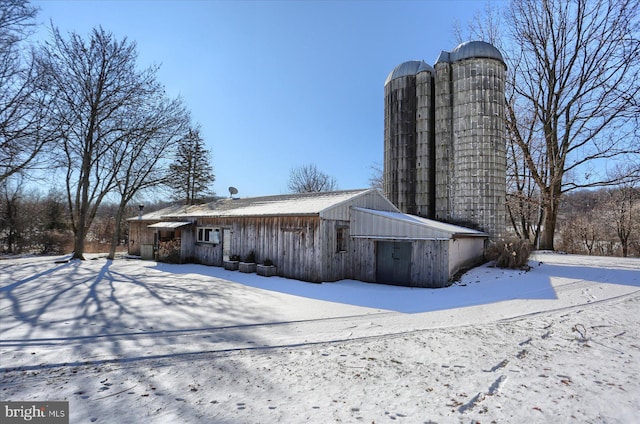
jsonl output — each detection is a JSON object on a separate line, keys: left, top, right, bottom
{"left": 167, "top": 128, "right": 215, "bottom": 204}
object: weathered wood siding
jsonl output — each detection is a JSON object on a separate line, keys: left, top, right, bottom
{"left": 127, "top": 220, "right": 157, "bottom": 256}
{"left": 411, "top": 239, "right": 449, "bottom": 288}
{"left": 319, "top": 219, "right": 351, "bottom": 282}
{"left": 351, "top": 238, "right": 377, "bottom": 283}
{"left": 180, "top": 227, "right": 195, "bottom": 263}
{"left": 278, "top": 217, "right": 321, "bottom": 282}
{"left": 190, "top": 216, "right": 329, "bottom": 282}
{"left": 351, "top": 237, "right": 450, "bottom": 288}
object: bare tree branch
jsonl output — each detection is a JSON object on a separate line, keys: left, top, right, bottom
{"left": 288, "top": 164, "right": 337, "bottom": 193}
{"left": 37, "top": 25, "right": 188, "bottom": 259}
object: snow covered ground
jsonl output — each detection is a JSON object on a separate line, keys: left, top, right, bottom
{"left": 1, "top": 252, "right": 639, "bottom": 423}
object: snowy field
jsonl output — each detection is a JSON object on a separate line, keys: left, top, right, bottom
{"left": 1, "top": 252, "right": 639, "bottom": 423}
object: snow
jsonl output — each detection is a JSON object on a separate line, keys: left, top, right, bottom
{"left": 352, "top": 207, "right": 487, "bottom": 236}
{"left": 1, "top": 252, "right": 639, "bottom": 423}
{"left": 163, "top": 189, "right": 375, "bottom": 218}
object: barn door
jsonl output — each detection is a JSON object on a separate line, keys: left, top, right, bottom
{"left": 376, "top": 241, "right": 412, "bottom": 285}
{"left": 280, "top": 229, "right": 305, "bottom": 281}
{"left": 222, "top": 228, "right": 232, "bottom": 261}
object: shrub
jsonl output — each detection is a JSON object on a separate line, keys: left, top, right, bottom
{"left": 40, "top": 230, "right": 73, "bottom": 255}
{"left": 229, "top": 254, "right": 240, "bottom": 262}
{"left": 485, "top": 238, "right": 532, "bottom": 269}
{"left": 244, "top": 250, "right": 255, "bottom": 263}
{"left": 263, "top": 258, "right": 273, "bottom": 266}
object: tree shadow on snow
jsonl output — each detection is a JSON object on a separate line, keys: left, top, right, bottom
{"left": 171, "top": 255, "right": 640, "bottom": 314}
{"left": 0, "top": 257, "right": 282, "bottom": 363}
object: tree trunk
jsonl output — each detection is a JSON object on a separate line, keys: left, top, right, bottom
{"left": 107, "top": 203, "right": 126, "bottom": 260}
{"left": 539, "top": 212, "right": 555, "bottom": 251}
{"left": 72, "top": 230, "right": 85, "bottom": 259}
{"left": 539, "top": 183, "right": 562, "bottom": 251}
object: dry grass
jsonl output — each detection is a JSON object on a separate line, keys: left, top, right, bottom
{"left": 485, "top": 238, "right": 532, "bottom": 269}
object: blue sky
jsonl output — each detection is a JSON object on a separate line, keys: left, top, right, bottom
{"left": 31, "top": 0, "right": 487, "bottom": 198}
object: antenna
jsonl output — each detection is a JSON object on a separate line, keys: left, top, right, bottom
{"left": 228, "top": 186, "right": 238, "bottom": 198}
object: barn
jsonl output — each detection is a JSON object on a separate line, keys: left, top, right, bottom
{"left": 127, "top": 189, "right": 487, "bottom": 288}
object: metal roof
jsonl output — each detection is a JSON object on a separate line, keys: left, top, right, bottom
{"left": 131, "top": 189, "right": 396, "bottom": 221}
{"left": 180, "top": 189, "right": 371, "bottom": 218}
{"left": 147, "top": 221, "right": 192, "bottom": 229}
{"left": 436, "top": 40, "right": 504, "bottom": 65}
{"left": 384, "top": 60, "right": 434, "bottom": 85}
{"left": 127, "top": 204, "right": 191, "bottom": 221}
{"left": 351, "top": 207, "right": 488, "bottom": 239}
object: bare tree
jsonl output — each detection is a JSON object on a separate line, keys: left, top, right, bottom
{"left": 368, "top": 162, "right": 383, "bottom": 191}
{"left": 457, "top": 0, "right": 640, "bottom": 250}
{"left": 506, "top": 0, "right": 640, "bottom": 250}
{"left": 604, "top": 182, "right": 638, "bottom": 257}
{"left": 0, "top": 175, "right": 25, "bottom": 253}
{"left": 107, "top": 96, "right": 190, "bottom": 260}
{"left": 288, "top": 164, "right": 337, "bottom": 193}
{"left": 456, "top": 1, "right": 548, "bottom": 244}
{"left": 0, "top": 1, "right": 55, "bottom": 183}
{"left": 37, "top": 26, "right": 185, "bottom": 260}
{"left": 453, "top": 0, "right": 502, "bottom": 46}
{"left": 505, "top": 101, "right": 546, "bottom": 245}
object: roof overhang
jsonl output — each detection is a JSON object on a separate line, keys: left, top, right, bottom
{"left": 147, "top": 221, "right": 192, "bottom": 229}
{"left": 350, "top": 207, "right": 488, "bottom": 239}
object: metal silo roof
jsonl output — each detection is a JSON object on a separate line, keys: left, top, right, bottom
{"left": 384, "top": 60, "right": 434, "bottom": 85}
{"left": 434, "top": 50, "right": 450, "bottom": 65}
{"left": 449, "top": 40, "right": 504, "bottom": 63}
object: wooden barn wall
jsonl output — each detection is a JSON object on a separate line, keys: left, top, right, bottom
{"left": 180, "top": 227, "right": 195, "bottom": 263}
{"left": 277, "top": 217, "right": 321, "bottom": 282}
{"left": 193, "top": 216, "right": 324, "bottom": 282}
{"left": 411, "top": 239, "right": 449, "bottom": 288}
{"left": 127, "top": 220, "right": 157, "bottom": 256}
{"left": 193, "top": 242, "right": 219, "bottom": 265}
{"left": 318, "top": 219, "right": 351, "bottom": 282}
{"left": 350, "top": 238, "right": 450, "bottom": 288}
{"left": 350, "top": 238, "right": 377, "bottom": 283}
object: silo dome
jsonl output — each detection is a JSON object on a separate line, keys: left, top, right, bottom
{"left": 384, "top": 60, "right": 434, "bottom": 85}
{"left": 449, "top": 40, "right": 504, "bottom": 64}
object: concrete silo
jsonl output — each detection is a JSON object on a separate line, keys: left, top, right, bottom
{"left": 384, "top": 41, "right": 506, "bottom": 240}
{"left": 434, "top": 41, "right": 507, "bottom": 239}
{"left": 383, "top": 60, "right": 435, "bottom": 217}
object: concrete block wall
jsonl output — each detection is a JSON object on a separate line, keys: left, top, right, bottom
{"left": 384, "top": 41, "right": 507, "bottom": 240}
{"left": 447, "top": 57, "right": 506, "bottom": 239}
{"left": 383, "top": 74, "right": 418, "bottom": 215}
{"left": 434, "top": 61, "right": 453, "bottom": 223}
{"left": 415, "top": 70, "right": 435, "bottom": 218}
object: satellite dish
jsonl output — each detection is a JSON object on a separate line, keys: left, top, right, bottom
{"left": 228, "top": 186, "right": 238, "bottom": 197}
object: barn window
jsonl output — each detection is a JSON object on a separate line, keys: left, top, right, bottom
{"left": 197, "top": 227, "right": 220, "bottom": 244}
{"left": 336, "top": 227, "right": 348, "bottom": 253}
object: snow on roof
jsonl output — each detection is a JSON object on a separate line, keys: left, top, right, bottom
{"left": 181, "top": 189, "right": 373, "bottom": 217}
{"left": 352, "top": 207, "right": 487, "bottom": 238}
{"left": 134, "top": 189, "right": 374, "bottom": 220}
{"left": 147, "top": 221, "right": 192, "bottom": 229}
{"left": 127, "top": 204, "right": 192, "bottom": 221}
